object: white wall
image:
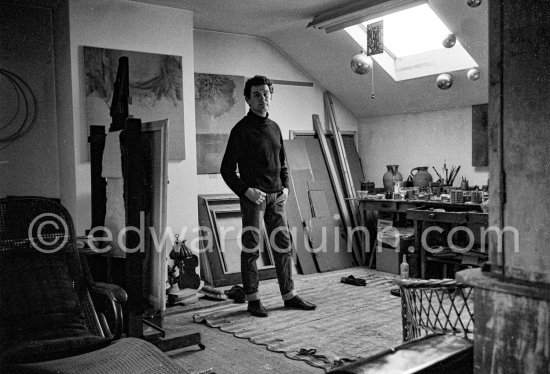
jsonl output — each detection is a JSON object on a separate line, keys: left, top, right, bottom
{"left": 359, "top": 107, "right": 489, "bottom": 189}
{"left": 53, "top": 0, "right": 77, "bottom": 214}
{"left": 67, "top": 0, "right": 196, "bottom": 240}
{"left": 194, "top": 29, "right": 359, "bottom": 195}
{"left": 0, "top": 4, "right": 60, "bottom": 199}
{"left": 4, "top": 0, "right": 359, "bottom": 250}
{"left": 65, "top": 2, "right": 359, "bottom": 247}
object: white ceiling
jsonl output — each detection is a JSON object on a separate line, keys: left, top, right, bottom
{"left": 17, "top": 0, "right": 489, "bottom": 119}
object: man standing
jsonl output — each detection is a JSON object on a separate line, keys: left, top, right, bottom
{"left": 220, "top": 75, "right": 316, "bottom": 317}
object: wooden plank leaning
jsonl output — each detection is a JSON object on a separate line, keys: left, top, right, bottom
{"left": 312, "top": 114, "right": 362, "bottom": 265}
{"left": 324, "top": 92, "right": 357, "bottom": 201}
{"left": 324, "top": 92, "right": 365, "bottom": 264}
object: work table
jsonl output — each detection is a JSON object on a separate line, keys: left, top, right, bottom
{"left": 357, "top": 198, "right": 488, "bottom": 279}
{"left": 356, "top": 197, "right": 485, "bottom": 213}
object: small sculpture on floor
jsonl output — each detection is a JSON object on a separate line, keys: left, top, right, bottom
{"left": 167, "top": 235, "right": 201, "bottom": 306}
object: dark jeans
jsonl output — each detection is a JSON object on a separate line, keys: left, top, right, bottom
{"left": 240, "top": 191, "right": 295, "bottom": 301}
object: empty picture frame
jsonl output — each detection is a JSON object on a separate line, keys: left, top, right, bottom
{"left": 198, "top": 194, "right": 276, "bottom": 287}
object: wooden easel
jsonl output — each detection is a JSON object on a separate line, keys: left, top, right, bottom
{"left": 88, "top": 57, "right": 203, "bottom": 350}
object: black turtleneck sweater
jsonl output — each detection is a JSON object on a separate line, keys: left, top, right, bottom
{"left": 220, "top": 111, "right": 289, "bottom": 197}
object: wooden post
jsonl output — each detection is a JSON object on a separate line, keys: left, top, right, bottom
{"left": 457, "top": 2, "right": 550, "bottom": 373}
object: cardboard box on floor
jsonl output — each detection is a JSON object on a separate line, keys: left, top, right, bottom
{"left": 375, "top": 219, "right": 417, "bottom": 276}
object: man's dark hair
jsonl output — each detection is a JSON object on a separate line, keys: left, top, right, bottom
{"left": 244, "top": 75, "right": 274, "bottom": 99}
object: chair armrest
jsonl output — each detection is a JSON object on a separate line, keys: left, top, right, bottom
{"left": 89, "top": 282, "right": 127, "bottom": 340}
{"left": 78, "top": 252, "right": 128, "bottom": 340}
{"left": 90, "top": 282, "right": 128, "bottom": 304}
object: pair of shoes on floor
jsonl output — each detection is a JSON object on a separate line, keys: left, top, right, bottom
{"left": 341, "top": 275, "right": 367, "bottom": 286}
{"left": 248, "top": 295, "right": 317, "bottom": 317}
{"left": 248, "top": 300, "right": 268, "bottom": 317}
{"left": 284, "top": 295, "right": 317, "bottom": 310}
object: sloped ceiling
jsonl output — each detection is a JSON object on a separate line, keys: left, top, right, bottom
{"left": 121, "top": 1, "right": 489, "bottom": 119}
{"left": 272, "top": 0, "right": 489, "bottom": 119}
{"left": 11, "top": 0, "right": 489, "bottom": 119}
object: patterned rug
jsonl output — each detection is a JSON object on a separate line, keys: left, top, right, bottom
{"left": 193, "top": 267, "right": 404, "bottom": 372}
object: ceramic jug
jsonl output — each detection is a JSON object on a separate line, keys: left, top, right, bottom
{"left": 410, "top": 166, "right": 433, "bottom": 188}
{"left": 383, "top": 165, "right": 403, "bottom": 194}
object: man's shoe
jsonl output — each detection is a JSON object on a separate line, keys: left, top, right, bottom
{"left": 284, "top": 295, "right": 317, "bottom": 310}
{"left": 248, "top": 300, "right": 268, "bottom": 317}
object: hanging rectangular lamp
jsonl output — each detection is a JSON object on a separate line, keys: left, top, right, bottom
{"left": 307, "top": 0, "right": 425, "bottom": 33}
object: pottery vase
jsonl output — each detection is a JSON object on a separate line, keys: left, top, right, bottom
{"left": 383, "top": 165, "right": 403, "bottom": 194}
{"left": 410, "top": 166, "right": 433, "bottom": 188}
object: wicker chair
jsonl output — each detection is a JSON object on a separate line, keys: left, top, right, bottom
{"left": 0, "top": 197, "right": 187, "bottom": 373}
{"left": 398, "top": 279, "right": 474, "bottom": 342}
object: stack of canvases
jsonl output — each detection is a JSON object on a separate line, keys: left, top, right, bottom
{"left": 284, "top": 112, "right": 364, "bottom": 275}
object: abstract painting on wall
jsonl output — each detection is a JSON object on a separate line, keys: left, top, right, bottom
{"left": 367, "top": 21, "right": 384, "bottom": 56}
{"left": 84, "top": 46, "right": 185, "bottom": 160}
{"left": 194, "top": 73, "right": 246, "bottom": 174}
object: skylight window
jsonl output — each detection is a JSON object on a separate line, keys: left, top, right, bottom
{"left": 345, "top": 3, "right": 478, "bottom": 81}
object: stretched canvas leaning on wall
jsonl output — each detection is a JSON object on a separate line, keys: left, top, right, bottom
{"left": 84, "top": 46, "right": 185, "bottom": 160}
{"left": 194, "top": 73, "right": 245, "bottom": 174}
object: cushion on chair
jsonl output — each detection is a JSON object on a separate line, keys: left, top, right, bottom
{"left": 1, "top": 334, "right": 110, "bottom": 365}
{"left": 0, "top": 249, "right": 108, "bottom": 365}
{"left": 0, "top": 251, "right": 85, "bottom": 330}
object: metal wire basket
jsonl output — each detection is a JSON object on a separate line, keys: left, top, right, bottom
{"left": 398, "top": 279, "right": 474, "bottom": 342}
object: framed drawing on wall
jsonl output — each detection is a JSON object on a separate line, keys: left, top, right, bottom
{"left": 83, "top": 46, "right": 185, "bottom": 160}
{"left": 196, "top": 133, "right": 230, "bottom": 175}
{"left": 194, "top": 73, "right": 246, "bottom": 174}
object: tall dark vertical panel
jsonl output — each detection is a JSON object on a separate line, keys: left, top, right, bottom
{"left": 342, "top": 135, "right": 364, "bottom": 190}
{"left": 122, "top": 118, "right": 144, "bottom": 337}
{"left": 89, "top": 126, "right": 106, "bottom": 230}
{"left": 472, "top": 104, "right": 488, "bottom": 167}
